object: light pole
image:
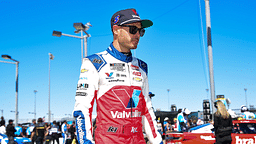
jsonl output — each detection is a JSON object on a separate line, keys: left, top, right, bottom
{"left": 1, "top": 55, "right": 19, "bottom": 126}
{"left": 34, "top": 90, "right": 37, "bottom": 119}
{"left": 244, "top": 88, "right": 248, "bottom": 107}
{"left": 48, "top": 53, "right": 54, "bottom": 123}
{"left": 167, "top": 89, "right": 170, "bottom": 111}
{"left": 52, "top": 22, "right": 92, "bottom": 63}
{"left": 204, "top": 0, "right": 216, "bottom": 120}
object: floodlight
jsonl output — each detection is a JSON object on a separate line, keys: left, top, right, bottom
{"left": 73, "top": 23, "right": 85, "bottom": 31}
{"left": 52, "top": 31, "right": 62, "bottom": 37}
{"left": 1, "top": 55, "right": 11, "bottom": 60}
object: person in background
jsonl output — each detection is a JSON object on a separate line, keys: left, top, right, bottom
{"left": 214, "top": 100, "right": 232, "bottom": 144}
{"left": 68, "top": 121, "right": 77, "bottom": 144}
{"left": 6, "top": 119, "right": 16, "bottom": 144}
{"left": 156, "top": 120, "right": 163, "bottom": 135}
{"left": 45, "top": 123, "right": 52, "bottom": 144}
{"left": 15, "top": 124, "right": 24, "bottom": 137}
{"left": 177, "top": 108, "right": 191, "bottom": 132}
{"left": 61, "top": 120, "right": 68, "bottom": 144}
{"left": 0, "top": 122, "right": 6, "bottom": 134}
{"left": 30, "top": 119, "right": 37, "bottom": 143}
{"left": 196, "top": 118, "right": 204, "bottom": 125}
{"left": 240, "top": 105, "right": 255, "bottom": 120}
{"left": 0, "top": 116, "right": 5, "bottom": 127}
{"left": 31, "top": 118, "right": 46, "bottom": 144}
{"left": 171, "top": 118, "right": 178, "bottom": 131}
{"left": 51, "top": 120, "right": 60, "bottom": 144}
{"left": 163, "top": 117, "right": 170, "bottom": 132}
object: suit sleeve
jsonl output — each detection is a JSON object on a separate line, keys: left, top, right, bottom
{"left": 73, "top": 58, "right": 99, "bottom": 144}
{"left": 142, "top": 69, "right": 162, "bottom": 144}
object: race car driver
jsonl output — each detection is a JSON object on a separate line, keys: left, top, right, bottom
{"left": 73, "top": 8, "right": 163, "bottom": 144}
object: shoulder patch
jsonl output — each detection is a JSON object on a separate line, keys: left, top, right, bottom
{"left": 87, "top": 54, "right": 106, "bottom": 72}
{"left": 138, "top": 59, "right": 148, "bottom": 75}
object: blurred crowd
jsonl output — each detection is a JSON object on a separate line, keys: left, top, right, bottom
{"left": 0, "top": 117, "right": 77, "bottom": 144}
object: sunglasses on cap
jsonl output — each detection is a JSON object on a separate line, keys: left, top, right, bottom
{"left": 120, "top": 25, "right": 145, "bottom": 37}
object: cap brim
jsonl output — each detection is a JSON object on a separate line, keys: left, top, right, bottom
{"left": 141, "top": 19, "right": 153, "bottom": 28}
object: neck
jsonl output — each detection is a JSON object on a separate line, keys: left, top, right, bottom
{"left": 113, "top": 40, "right": 130, "bottom": 53}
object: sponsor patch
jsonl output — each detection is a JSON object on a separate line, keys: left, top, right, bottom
{"left": 107, "top": 126, "right": 118, "bottom": 133}
{"left": 105, "top": 72, "right": 114, "bottom": 79}
{"left": 131, "top": 127, "right": 138, "bottom": 133}
{"left": 114, "top": 15, "right": 120, "bottom": 24}
{"left": 133, "top": 77, "right": 142, "bottom": 82}
{"left": 81, "top": 69, "right": 88, "bottom": 73}
{"left": 79, "top": 77, "right": 88, "bottom": 80}
{"left": 132, "top": 71, "right": 141, "bottom": 76}
{"left": 76, "top": 92, "right": 88, "bottom": 96}
{"left": 110, "top": 63, "right": 126, "bottom": 72}
{"left": 110, "top": 110, "right": 142, "bottom": 118}
{"left": 77, "top": 83, "right": 89, "bottom": 90}
{"left": 116, "top": 73, "right": 126, "bottom": 77}
{"left": 92, "top": 59, "right": 102, "bottom": 64}
{"left": 131, "top": 65, "right": 139, "bottom": 71}
{"left": 108, "top": 79, "right": 124, "bottom": 82}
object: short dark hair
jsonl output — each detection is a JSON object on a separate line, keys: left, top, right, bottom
{"left": 38, "top": 118, "right": 43, "bottom": 123}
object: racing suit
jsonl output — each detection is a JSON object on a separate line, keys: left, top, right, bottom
{"left": 241, "top": 111, "right": 255, "bottom": 120}
{"left": 73, "top": 43, "right": 162, "bottom": 144}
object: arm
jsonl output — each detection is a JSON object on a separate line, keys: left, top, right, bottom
{"left": 73, "top": 58, "right": 99, "bottom": 144}
{"left": 214, "top": 113, "right": 219, "bottom": 132}
{"left": 31, "top": 127, "right": 36, "bottom": 140}
{"left": 141, "top": 70, "right": 163, "bottom": 144}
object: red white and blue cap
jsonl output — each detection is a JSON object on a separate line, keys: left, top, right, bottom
{"left": 111, "top": 8, "right": 153, "bottom": 29}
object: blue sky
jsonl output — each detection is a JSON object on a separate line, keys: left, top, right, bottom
{"left": 0, "top": 0, "right": 255, "bottom": 122}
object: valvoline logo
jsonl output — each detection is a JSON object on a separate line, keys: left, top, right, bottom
{"left": 105, "top": 72, "right": 114, "bottom": 79}
{"left": 112, "top": 89, "right": 141, "bottom": 109}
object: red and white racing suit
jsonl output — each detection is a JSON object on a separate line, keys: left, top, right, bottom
{"left": 73, "top": 43, "right": 162, "bottom": 144}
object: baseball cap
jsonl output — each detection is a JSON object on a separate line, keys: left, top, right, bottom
{"left": 241, "top": 105, "right": 248, "bottom": 112}
{"left": 183, "top": 108, "right": 191, "bottom": 115}
{"left": 149, "top": 92, "right": 155, "bottom": 97}
{"left": 9, "top": 119, "right": 14, "bottom": 123}
{"left": 164, "top": 117, "right": 169, "bottom": 121}
{"left": 111, "top": 8, "right": 153, "bottom": 29}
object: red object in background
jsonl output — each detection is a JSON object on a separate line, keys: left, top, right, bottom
{"left": 165, "top": 120, "right": 256, "bottom": 144}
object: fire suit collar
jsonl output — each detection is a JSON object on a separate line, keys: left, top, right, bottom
{"left": 107, "top": 43, "right": 133, "bottom": 63}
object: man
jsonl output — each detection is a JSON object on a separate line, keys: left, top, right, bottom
{"left": 61, "top": 121, "right": 68, "bottom": 144}
{"left": 68, "top": 121, "right": 77, "bottom": 144}
{"left": 29, "top": 119, "right": 37, "bottom": 143}
{"left": 15, "top": 124, "right": 24, "bottom": 137}
{"left": 31, "top": 118, "right": 46, "bottom": 144}
{"left": 177, "top": 108, "right": 191, "bottom": 132}
{"left": 50, "top": 121, "right": 59, "bottom": 144}
{"left": 163, "top": 117, "right": 170, "bottom": 132}
{"left": 241, "top": 105, "right": 255, "bottom": 120}
{"left": 73, "top": 8, "right": 163, "bottom": 144}
{"left": 6, "top": 119, "right": 16, "bottom": 144}
{"left": 0, "top": 116, "right": 5, "bottom": 126}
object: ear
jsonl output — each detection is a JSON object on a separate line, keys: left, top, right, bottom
{"left": 112, "top": 25, "right": 119, "bottom": 35}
